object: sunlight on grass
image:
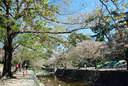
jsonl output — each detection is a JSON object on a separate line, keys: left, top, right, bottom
{"left": 34, "top": 69, "right": 47, "bottom": 73}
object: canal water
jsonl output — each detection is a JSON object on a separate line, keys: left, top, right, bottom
{"left": 38, "top": 76, "right": 92, "bottom": 86}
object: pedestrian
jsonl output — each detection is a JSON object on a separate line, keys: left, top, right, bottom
{"left": 25, "top": 62, "right": 29, "bottom": 73}
{"left": 16, "top": 64, "right": 19, "bottom": 72}
{"left": 18, "top": 64, "right": 20, "bottom": 71}
{"left": 22, "top": 60, "right": 30, "bottom": 73}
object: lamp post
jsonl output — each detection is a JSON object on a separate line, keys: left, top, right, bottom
{"left": 124, "top": 44, "right": 128, "bottom": 70}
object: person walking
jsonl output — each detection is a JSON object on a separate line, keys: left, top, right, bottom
{"left": 16, "top": 64, "right": 19, "bottom": 72}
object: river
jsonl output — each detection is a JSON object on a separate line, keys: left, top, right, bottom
{"left": 38, "top": 76, "right": 93, "bottom": 86}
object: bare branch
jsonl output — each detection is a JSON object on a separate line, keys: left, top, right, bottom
{"left": 99, "top": 0, "right": 116, "bottom": 24}
{"left": 99, "top": 0, "right": 111, "bottom": 14}
{"left": 12, "top": 26, "right": 89, "bottom": 35}
{"left": 110, "top": 0, "right": 122, "bottom": 13}
{"left": 41, "top": 15, "right": 84, "bottom": 25}
{"left": 58, "top": 7, "right": 86, "bottom": 15}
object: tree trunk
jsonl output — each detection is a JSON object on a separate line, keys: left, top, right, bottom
{"left": 1, "top": 1, "right": 13, "bottom": 78}
{"left": 2, "top": 45, "right": 13, "bottom": 77}
{"left": 124, "top": 45, "right": 128, "bottom": 70}
{"left": 94, "top": 60, "right": 97, "bottom": 69}
{"left": 2, "top": 28, "right": 13, "bottom": 77}
{"left": 126, "top": 59, "right": 128, "bottom": 70}
{"left": 2, "top": 31, "right": 13, "bottom": 78}
{"left": 124, "top": 47, "right": 128, "bottom": 70}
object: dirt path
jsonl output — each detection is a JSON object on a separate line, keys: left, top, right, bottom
{"left": 0, "top": 68, "right": 41, "bottom": 86}
{"left": 0, "top": 64, "right": 3, "bottom": 76}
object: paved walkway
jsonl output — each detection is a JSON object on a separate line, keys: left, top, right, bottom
{"left": 0, "top": 70, "right": 40, "bottom": 86}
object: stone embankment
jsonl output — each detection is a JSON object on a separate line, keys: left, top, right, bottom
{"left": 54, "top": 68, "right": 128, "bottom": 86}
{"left": 36, "top": 72, "right": 54, "bottom": 77}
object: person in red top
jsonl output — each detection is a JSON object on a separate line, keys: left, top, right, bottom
{"left": 16, "top": 64, "right": 19, "bottom": 72}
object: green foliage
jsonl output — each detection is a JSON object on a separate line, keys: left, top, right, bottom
{"left": 68, "top": 33, "right": 91, "bottom": 47}
{"left": 12, "top": 58, "right": 20, "bottom": 64}
{"left": 0, "top": 15, "right": 7, "bottom": 43}
{"left": 0, "top": 0, "right": 63, "bottom": 63}
{"left": 90, "top": 0, "right": 128, "bottom": 42}
{"left": 91, "top": 21, "right": 112, "bottom": 41}
{"left": 34, "top": 69, "right": 47, "bottom": 73}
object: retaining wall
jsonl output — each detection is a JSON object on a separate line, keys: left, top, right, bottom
{"left": 55, "top": 69, "right": 128, "bottom": 86}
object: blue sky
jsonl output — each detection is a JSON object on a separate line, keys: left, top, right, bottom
{"left": 68, "top": 0, "right": 127, "bottom": 37}
{"left": 64, "top": 0, "right": 101, "bottom": 35}
{"left": 73, "top": 0, "right": 101, "bottom": 36}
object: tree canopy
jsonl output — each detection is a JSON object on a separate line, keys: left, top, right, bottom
{"left": 90, "top": 0, "right": 128, "bottom": 41}
{"left": 0, "top": 0, "right": 128, "bottom": 77}
{"left": 0, "top": 0, "right": 94, "bottom": 77}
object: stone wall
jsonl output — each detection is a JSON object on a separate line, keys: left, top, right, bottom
{"left": 55, "top": 69, "right": 128, "bottom": 86}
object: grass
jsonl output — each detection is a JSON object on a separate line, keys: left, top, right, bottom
{"left": 39, "top": 80, "right": 44, "bottom": 84}
{"left": 0, "top": 63, "right": 3, "bottom": 71}
{"left": 0, "top": 63, "right": 3, "bottom": 67}
{"left": 34, "top": 69, "right": 48, "bottom": 73}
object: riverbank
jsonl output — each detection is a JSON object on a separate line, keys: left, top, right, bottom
{"left": 55, "top": 68, "right": 128, "bottom": 86}
{"left": 0, "top": 70, "right": 41, "bottom": 86}
{"left": 36, "top": 67, "right": 128, "bottom": 86}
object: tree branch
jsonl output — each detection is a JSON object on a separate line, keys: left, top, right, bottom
{"left": 99, "top": 0, "right": 116, "bottom": 23}
{"left": 32, "top": 1, "right": 86, "bottom": 25}
{"left": 110, "top": 0, "right": 122, "bottom": 13}
{"left": 0, "top": 3, "right": 14, "bottom": 18}
{"left": 48, "top": 36, "right": 68, "bottom": 48}
{"left": 58, "top": 7, "right": 86, "bottom": 16}
{"left": 14, "top": 9, "right": 25, "bottom": 20}
{"left": 12, "top": 26, "right": 89, "bottom": 35}
{"left": 0, "top": 3, "right": 6, "bottom": 11}
{"left": 20, "top": 44, "right": 37, "bottom": 51}
{"left": 1, "top": 0, "right": 6, "bottom": 6}
{"left": 42, "top": 15, "right": 84, "bottom": 25}
{"left": 99, "top": 0, "right": 111, "bottom": 14}
{"left": 14, "top": 0, "right": 26, "bottom": 20}
{"left": 13, "top": 43, "right": 20, "bottom": 51}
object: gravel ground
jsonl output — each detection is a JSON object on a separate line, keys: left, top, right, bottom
{"left": 0, "top": 70, "right": 40, "bottom": 86}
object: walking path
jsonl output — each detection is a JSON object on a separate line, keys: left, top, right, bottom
{"left": 0, "top": 70, "right": 41, "bottom": 86}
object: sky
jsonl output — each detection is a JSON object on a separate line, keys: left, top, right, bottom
{"left": 56, "top": 0, "right": 101, "bottom": 36}
{"left": 1, "top": 0, "right": 125, "bottom": 48}
{"left": 75, "top": 0, "right": 99, "bottom": 35}
{"left": 66, "top": 0, "right": 127, "bottom": 37}
{"left": 54, "top": 0, "right": 127, "bottom": 42}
